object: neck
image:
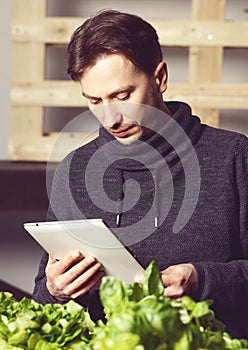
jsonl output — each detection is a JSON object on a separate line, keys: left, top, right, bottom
{"left": 158, "top": 99, "right": 172, "bottom": 117}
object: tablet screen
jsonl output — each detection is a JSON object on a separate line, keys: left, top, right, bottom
{"left": 24, "top": 219, "right": 144, "bottom": 284}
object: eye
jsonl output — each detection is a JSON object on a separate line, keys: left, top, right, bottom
{"left": 115, "top": 92, "right": 130, "bottom": 101}
{"left": 89, "top": 98, "right": 101, "bottom": 105}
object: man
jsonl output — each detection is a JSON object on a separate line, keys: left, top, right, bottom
{"left": 33, "top": 10, "right": 248, "bottom": 338}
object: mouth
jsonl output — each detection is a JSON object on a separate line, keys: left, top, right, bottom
{"left": 111, "top": 125, "right": 135, "bottom": 138}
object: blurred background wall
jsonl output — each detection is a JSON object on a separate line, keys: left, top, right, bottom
{"left": 0, "top": 0, "right": 247, "bottom": 297}
{"left": 0, "top": 0, "right": 12, "bottom": 160}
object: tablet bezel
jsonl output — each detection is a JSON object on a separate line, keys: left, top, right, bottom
{"left": 24, "top": 219, "right": 144, "bottom": 284}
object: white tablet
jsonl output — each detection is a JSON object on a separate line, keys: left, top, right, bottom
{"left": 23, "top": 219, "right": 144, "bottom": 284}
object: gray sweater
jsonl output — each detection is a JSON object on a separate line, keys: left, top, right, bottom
{"left": 33, "top": 101, "right": 248, "bottom": 338}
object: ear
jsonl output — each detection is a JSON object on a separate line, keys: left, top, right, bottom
{"left": 154, "top": 61, "right": 168, "bottom": 93}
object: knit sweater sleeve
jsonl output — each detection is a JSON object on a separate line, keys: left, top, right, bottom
{"left": 32, "top": 157, "right": 70, "bottom": 304}
{"left": 32, "top": 154, "right": 88, "bottom": 306}
{"left": 193, "top": 134, "right": 248, "bottom": 320}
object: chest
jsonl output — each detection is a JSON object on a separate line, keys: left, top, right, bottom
{"left": 70, "top": 165, "right": 238, "bottom": 268}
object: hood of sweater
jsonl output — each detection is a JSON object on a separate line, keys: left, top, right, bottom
{"left": 95, "top": 101, "right": 202, "bottom": 230}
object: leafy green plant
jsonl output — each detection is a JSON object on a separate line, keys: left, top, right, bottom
{"left": 0, "top": 261, "right": 247, "bottom": 349}
{"left": 93, "top": 261, "right": 225, "bottom": 350}
{"left": 0, "top": 292, "right": 94, "bottom": 349}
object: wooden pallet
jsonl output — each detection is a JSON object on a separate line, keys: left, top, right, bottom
{"left": 10, "top": 0, "right": 248, "bottom": 161}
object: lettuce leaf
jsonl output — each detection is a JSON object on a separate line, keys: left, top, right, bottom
{"left": 1, "top": 261, "right": 248, "bottom": 349}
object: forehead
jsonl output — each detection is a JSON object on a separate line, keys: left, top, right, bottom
{"left": 83, "top": 54, "right": 138, "bottom": 77}
{"left": 80, "top": 54, "right": 145, "bottom": 96}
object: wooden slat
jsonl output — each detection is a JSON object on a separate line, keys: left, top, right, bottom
{"left": 189, "top": 0, "right": 225, "bottom": 83}
{"left": 166, "top": 84, "right": 248, "bottom": 109}
{"left": 189, "top": 47, "right": 223, "bottom": 83}
{"left": 11, "top": 81, "right": 248, "bottom": 109}
{"left": 12, "top": 17, "right": 248, "bottom": 47}
{"left": 13, "top": 0, "right": 47, "bottom": 19}
{"left": 9, "top": 131, "right": 97, "bottom": 162}
{"left": 189, "top": 0, "right": 226, "bottom": 127}
{"left": 11, "top": 43, "right": 45, "bottom": 83}
{"left": 9, "top": 0, "right": 47, "bottom": 160}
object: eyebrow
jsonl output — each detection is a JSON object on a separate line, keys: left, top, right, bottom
{"left": 82, "top": 85, "right": 136, "bottom": 100}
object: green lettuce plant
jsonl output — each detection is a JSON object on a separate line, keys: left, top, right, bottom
{"left": 0, "top": 261, "right": 247, "bottom": 349}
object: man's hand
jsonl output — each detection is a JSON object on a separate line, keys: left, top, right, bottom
{"left": 45, "top": 251, "right": 104, "bottom": 302}
{"left": 161, "top": 263, "right": 197, "bottom": 299}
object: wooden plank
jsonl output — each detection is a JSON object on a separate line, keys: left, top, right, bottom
{"left": 13, "top": 0, "right": 47, "bottom": 19}
{"left": 9, "top": 0, "right": 47, "bottom": 160}
{"left": 166, "top": 84, "right": 248, "bottom": 109}
{"left": 12, "top": 18, "right": 248, "bottom": 47}
{"left": 11, "top": 81, "right": 248, "bottom": 109}
{"left": 189, "top": 0, "right": 226, "bottom": 127}
{"left": 189, "top": 46, "right": 224, "bottom": 82}
{"left": 11, "top": 43, "right": 45, "bottom": 83}
{"left": 9, "top": 107, "right": 45, "bottom": 163}
{"left": 190, "top": 0, "right": 225, "bottom": 82}
{"left": 191, "top": 0, "right": 226, "bottom": 20}
{"left": 9, "top": 131, "right": 98, "bottom": 162}
{"left": 11, "top": 0, "right": 46, "bottom": 80}
{"left": 9, "top": 133, "right": 57, "bottom": 161}
{"left": 11, "top": 81, "right": 85, "bottom": 106}
{"left": 10, "top": 107, "right": 43, "bottom": 134}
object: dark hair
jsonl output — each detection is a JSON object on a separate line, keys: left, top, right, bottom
{"left": 67, "top": 9, "right": 163, "bottom": 81}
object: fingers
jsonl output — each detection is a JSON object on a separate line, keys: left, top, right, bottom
{"left": 134, "top": 264, "right": 196, "bottom": 299}
{"left": 161, "top": 267, "right": 189, "bottom": 288}
{"left": 163, "top": 285, "right": 185, "bottom": 299}
{"left": 161, "top": 263, "right": 197, "bottom": 299}
{"left": 57, "top": 254, "right": 98, "bottom": 282}
{"left": 45, "top": 251, "right": 105, "bottom": 302}
{"left": 70, "top": 270, "right": 104, "bottom": 299}
{"left": 63, "top": 257, "right": 104, "bottom": 293}
{"left": 134, "top": 273, "right": 144, "bottom": 286}
{"left": 52, "top": 250, "right": 83, "bottom": 274}
{"left": 160, "top": 269, "right": 185, "bottom": 298}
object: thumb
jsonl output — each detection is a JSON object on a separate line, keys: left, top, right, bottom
{"left": 48, "top": 255, "right": 58, "bottom": 264}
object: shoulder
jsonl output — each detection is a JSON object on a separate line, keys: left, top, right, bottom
{"left": 58, "top": 136, "right": 100, "bottom": 169}
{"left": 200, "top": 124, "right": 248, "bottom": 154}
{"left": 47, "top": 137, "right": 100, "bottom": 186}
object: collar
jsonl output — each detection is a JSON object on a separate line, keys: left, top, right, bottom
{"left": 97, "top": 101, "right": 202, "bottom": 170}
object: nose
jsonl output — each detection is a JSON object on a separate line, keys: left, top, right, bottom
{"left": 102, "top": 103, "right": 123, "bottom": 128}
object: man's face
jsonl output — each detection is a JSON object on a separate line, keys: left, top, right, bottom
{"left": 80, "top": 54, "right": 167, "bottom": 144}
